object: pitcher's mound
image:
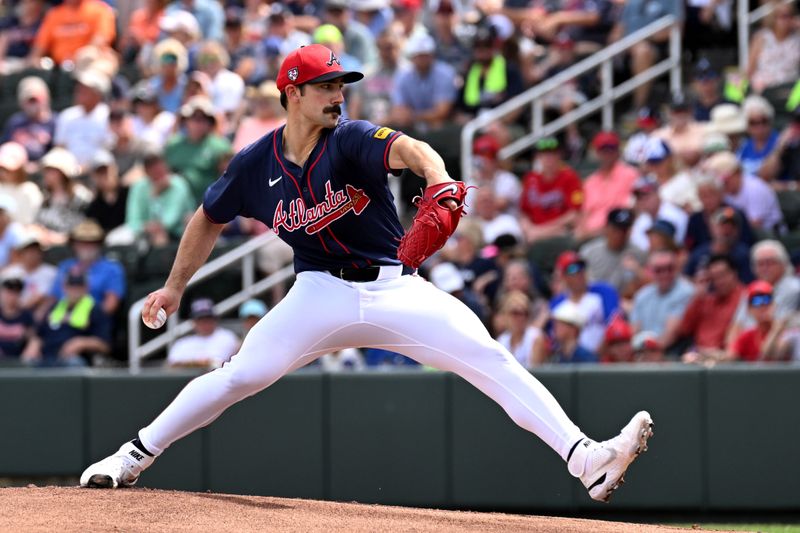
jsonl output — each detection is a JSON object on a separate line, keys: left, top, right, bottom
{"left": 3, "top": 486, "right": 691, "bottom": 532}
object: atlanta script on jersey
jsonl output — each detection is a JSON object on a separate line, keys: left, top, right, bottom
{"left": 203, "top": 120, "right": 405, "bottom": 272}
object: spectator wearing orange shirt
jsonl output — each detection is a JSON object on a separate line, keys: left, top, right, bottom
{"left": 123, "top": 0, "right": 168, "bottom": 53}
{"left": 28, "top": 0, "right": 116, "bottom": 66}
{"left": 576, "top": 132, "right": 640, "bottom": 241}
{"left": 519, "top": 137, "right": 583, "bottom": 243}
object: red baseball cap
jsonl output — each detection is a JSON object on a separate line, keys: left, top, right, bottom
{"left": 276, "top": 44, "right": 363, "bottom": 92}
{"left": 555, "top": 250, "right": 585, "bottom": 274}
{"left": 592, "top": 131, "right": 620, "bottom": 150}
{"left": 605, "top": 317, "right": 633, "bottom": 343}
{"left": 473, "top": 135, "right": 500, "bottom": 159}
{"left": 747, "top": 280, "right": 773, "bottom": 298}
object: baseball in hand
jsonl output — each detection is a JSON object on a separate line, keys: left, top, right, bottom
{"left": 143, "top": 308, "right": 167, "bottom": 329}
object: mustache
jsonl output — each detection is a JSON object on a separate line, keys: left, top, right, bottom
{"left": 323, "top": 105, "right": 342, "bottom": 115}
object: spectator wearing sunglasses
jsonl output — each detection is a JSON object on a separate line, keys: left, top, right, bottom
{"left": 736, "top": 96, "right": 780, "bottom": 178}
{"left": 729, "top": 281, "right": 788, "bottom": 361}
{"left": 631, "top": 248, "right": 695, "bottom": 350}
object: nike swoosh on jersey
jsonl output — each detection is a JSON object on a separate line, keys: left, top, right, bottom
{"left": 269, "top": 176, "right": 283, "bottom": 187}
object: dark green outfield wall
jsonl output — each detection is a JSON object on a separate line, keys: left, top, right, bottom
{"left": 2, "top": 365, "right": 799, "bottom": 511}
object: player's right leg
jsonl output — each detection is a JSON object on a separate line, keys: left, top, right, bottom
{"left": 80, "top": 272, "right": 358, "bottom": 488}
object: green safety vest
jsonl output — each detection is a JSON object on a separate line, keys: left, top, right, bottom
{"left": 786, "top": 79, "right": 800, "bottom": 111}
{"left": 464, "top": 55, "right": 507, "bottom": 107}
{"left": 49, "top": 295, "right": 95, "bottom": 330}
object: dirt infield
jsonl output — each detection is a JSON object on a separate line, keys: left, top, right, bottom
{"left": 1, "top": 487, "right": 728, "bottom": 532}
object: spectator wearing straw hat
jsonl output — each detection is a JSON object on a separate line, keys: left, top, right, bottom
{"left": 165, "top": 96, "right": 231, "bottom": 203}
{"left": 54, "top": 69, "right": 111, "bottom": 169}
{"left": 148, "top": 38, "right": 189, "bottom": 114}
{"left": 47, "top": 220, "right": 125, "bottom": 317}
{"left": 0, "top": 76, "right": 55, "bottom": 162}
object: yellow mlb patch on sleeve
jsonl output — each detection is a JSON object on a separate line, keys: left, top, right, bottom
{"left": 374, "top": 127, "right": 395, "bottom": 140}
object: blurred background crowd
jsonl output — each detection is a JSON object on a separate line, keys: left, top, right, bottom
{"left": 0, "top": 0, "right": 798, "bottom": 370}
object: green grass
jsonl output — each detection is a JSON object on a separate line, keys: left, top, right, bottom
{"left": 674, "top": 524, "right": 800, "bottom": 533}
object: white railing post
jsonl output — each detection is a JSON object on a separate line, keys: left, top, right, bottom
{"left": 601, "top": 60, "right": 613, "bottom": 130}
{"left": 533, "top": 99, "right": 544, "bottom": 137}
{"left": 739, "top": 0, "right": 750, "bottom": 73}
{"left": 460, "top": 122, "right": 475, "bottom": 183}
{"left": 128, "top": 300, "right": 144, "bottom": 374}
{"left": 243, "top": 252, "right": 255, "bottom": 291}
{"left": 669, "top": 23, "right": 682, "bottom": 97}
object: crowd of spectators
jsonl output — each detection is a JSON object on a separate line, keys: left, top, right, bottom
{"left": 0, "top": 0, "right": 797, "bottom": 369}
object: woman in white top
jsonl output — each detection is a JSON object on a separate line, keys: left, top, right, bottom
{"left": 495, "top": 290, "right": 543, "bottom": 369}
{"left": 748, "top": 1, "right": 800, "bottom": 93}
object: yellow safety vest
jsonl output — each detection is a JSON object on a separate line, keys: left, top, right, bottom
{"left": 464, "top": 55, "right": 507, "bottom": 107}
{"left": 49, "top": 295, "right": 95, "bottom": 330}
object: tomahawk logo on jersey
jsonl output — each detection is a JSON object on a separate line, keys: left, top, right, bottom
{"left": 203, "top": 120, "right": 405, "bottom": 272}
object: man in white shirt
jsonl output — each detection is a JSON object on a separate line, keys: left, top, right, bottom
{"left": 196, "top": 41, "right": 245, "bottom": 117}
{"left": 167, "top": 298, "right": 240, "bottom": 369}
{"left": 704, "top": 151, "right": 784, "bottom": 233}
{"left": 54, "top": 69, "right": 111, "bottom": 170}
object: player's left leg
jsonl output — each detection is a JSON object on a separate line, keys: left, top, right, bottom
{"left": 356, "top": 274, "right": 653, "bottom": 502}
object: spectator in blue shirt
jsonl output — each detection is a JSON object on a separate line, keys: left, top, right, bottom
{"left": 0, "top": 0, "right": 45, "bottom": 66}
{"left": 0, "top": 76, "right": 56, "bottom": 162}
{"left": 390, "top": 32, "right": 457, "bottom": 130}
{"left": 737, "top": 95, "right": 780, "bottom": 178}
{"left": 47, "top": 220, "right": 126, "bottom": 317}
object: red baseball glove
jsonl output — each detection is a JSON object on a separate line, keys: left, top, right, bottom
{"left": 397, "top": 181, "right": 470, "bottom": 269}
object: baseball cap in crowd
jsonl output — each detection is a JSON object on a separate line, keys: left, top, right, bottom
{"left": 552, "top": 300, "right": 585, "bottom": 328}
{"left": 429, "top": 262, "right": 465, "bottom": 294}
{"left": 247, "top": 80, "right": 281, "bottom": 101}
{"left": 131, "top": 82, "right": 158, "bottom": 105}
{"left": 636, "top": 106, "right": 660, "bottom": 128}
{"left": 403, "top": 33, "right": 436, "bottom": 57}
{"left": 160, "top": 10, "right": 201, "bottom": 40}
{"left": 702, "top": 132, "right": 732, "bottom": 155}
{"left": 607, "top": 207, "right": 635, "bottom": 229}
{"left": 394, "top": 0, "right": 423, "bottom": 11}
{"left": 352, "top": 0, "right": 390, "bottom": 11}
{"left": 180, "top": 96, "right": 216, "bottom": 120}
{"left": 712, "top": 206, "right": 740, "bottom": 226}
{"left": 632, "top": 331, "right": 661, "bottom": 352}
{"left": 0, "top": 142, "right": 28, "bottom": 172}
{"left": 276, "top": 44, "right": 364, "bottom": 92}
{"left": 669, "top": 93, "right": 690, "bottom": 112}
{"left": 535, "top": 136, "right": 560, "bottom": 152}
{"left": 555, "top": 250, "right": 586, "bottom": 276}
{"left": 0, "top": 271, "right": 24, "bottom": 292}
{"left": 646, "top": 219, "right": 676, "bottom": 239}
{"left": 473, "top": 134, "right": 500, "bottom": 159}
{"left": 70, "top": 219, "right": 105, "bottom": 243}
{"left": 17, "top": 76, "right": 49, "bottom": 103}
{"left": 694, "top": 58, "right": 719, "bottom": 80}
{"left": 632, "top": 175, "right": 659, "bottom": 195}
{"left": 239, "top": 299, "right": 268, "bottom": 319}
{"left": 747, "top": 280, "right": 773, "bottom": 303}
{"left": 605, "top": 317, "right": 633, "bottom": 344}
{"left": 703, "top": 150, "right": 740, "bottom": 179}
{"left": 592, "top": 131, "right": 620, "bottom": 151}
{"left": 89, "top": 150, "right": 116, "bottom": 171}
{"left": 74, "top": 69, "right": 111, "bottom": 96}
{"left": 0, "top": 194, "right": 17, "bottom": 217}
{"left": 14, "top": 234, "right": 41, "bottom": 251}
{"left": 643, "top": 138, "right": 672, "bottom": 164}
{"left": 708, "top": 104, "right": 746, "bottom": 135}
{"left": 191, "top": 298, "right": 216, "bottom": 319}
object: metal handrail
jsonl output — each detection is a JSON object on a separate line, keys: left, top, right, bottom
{"left": 738, "top": 0, "right": 796, "bottom": 73}
{"left": 460, "top": 15, "right": 680, "bottom": 182}
{"left": 127, "top": 231, "right": 295, "bottom": 373}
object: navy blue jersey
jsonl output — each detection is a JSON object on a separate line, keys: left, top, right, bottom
{"left": 204, "top": 120, "right": 406, "bottom": 272}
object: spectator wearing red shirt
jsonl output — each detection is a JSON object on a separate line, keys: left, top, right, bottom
{"left": 730, "top": 281, "right": 788, "bottom": 362}
{"left": 520, "top": 137, "right": 583, "bottom": 243}
{"left": 679, "top": 254, "right": 744, "bottom": 363}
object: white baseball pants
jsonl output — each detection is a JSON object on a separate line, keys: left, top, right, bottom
{"left": 139, "top": 268, "right": 585, "bottom": 460}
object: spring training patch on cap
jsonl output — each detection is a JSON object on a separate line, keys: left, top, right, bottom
{"left": 287, "top": 67, "right": 298, "bottom": 81}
